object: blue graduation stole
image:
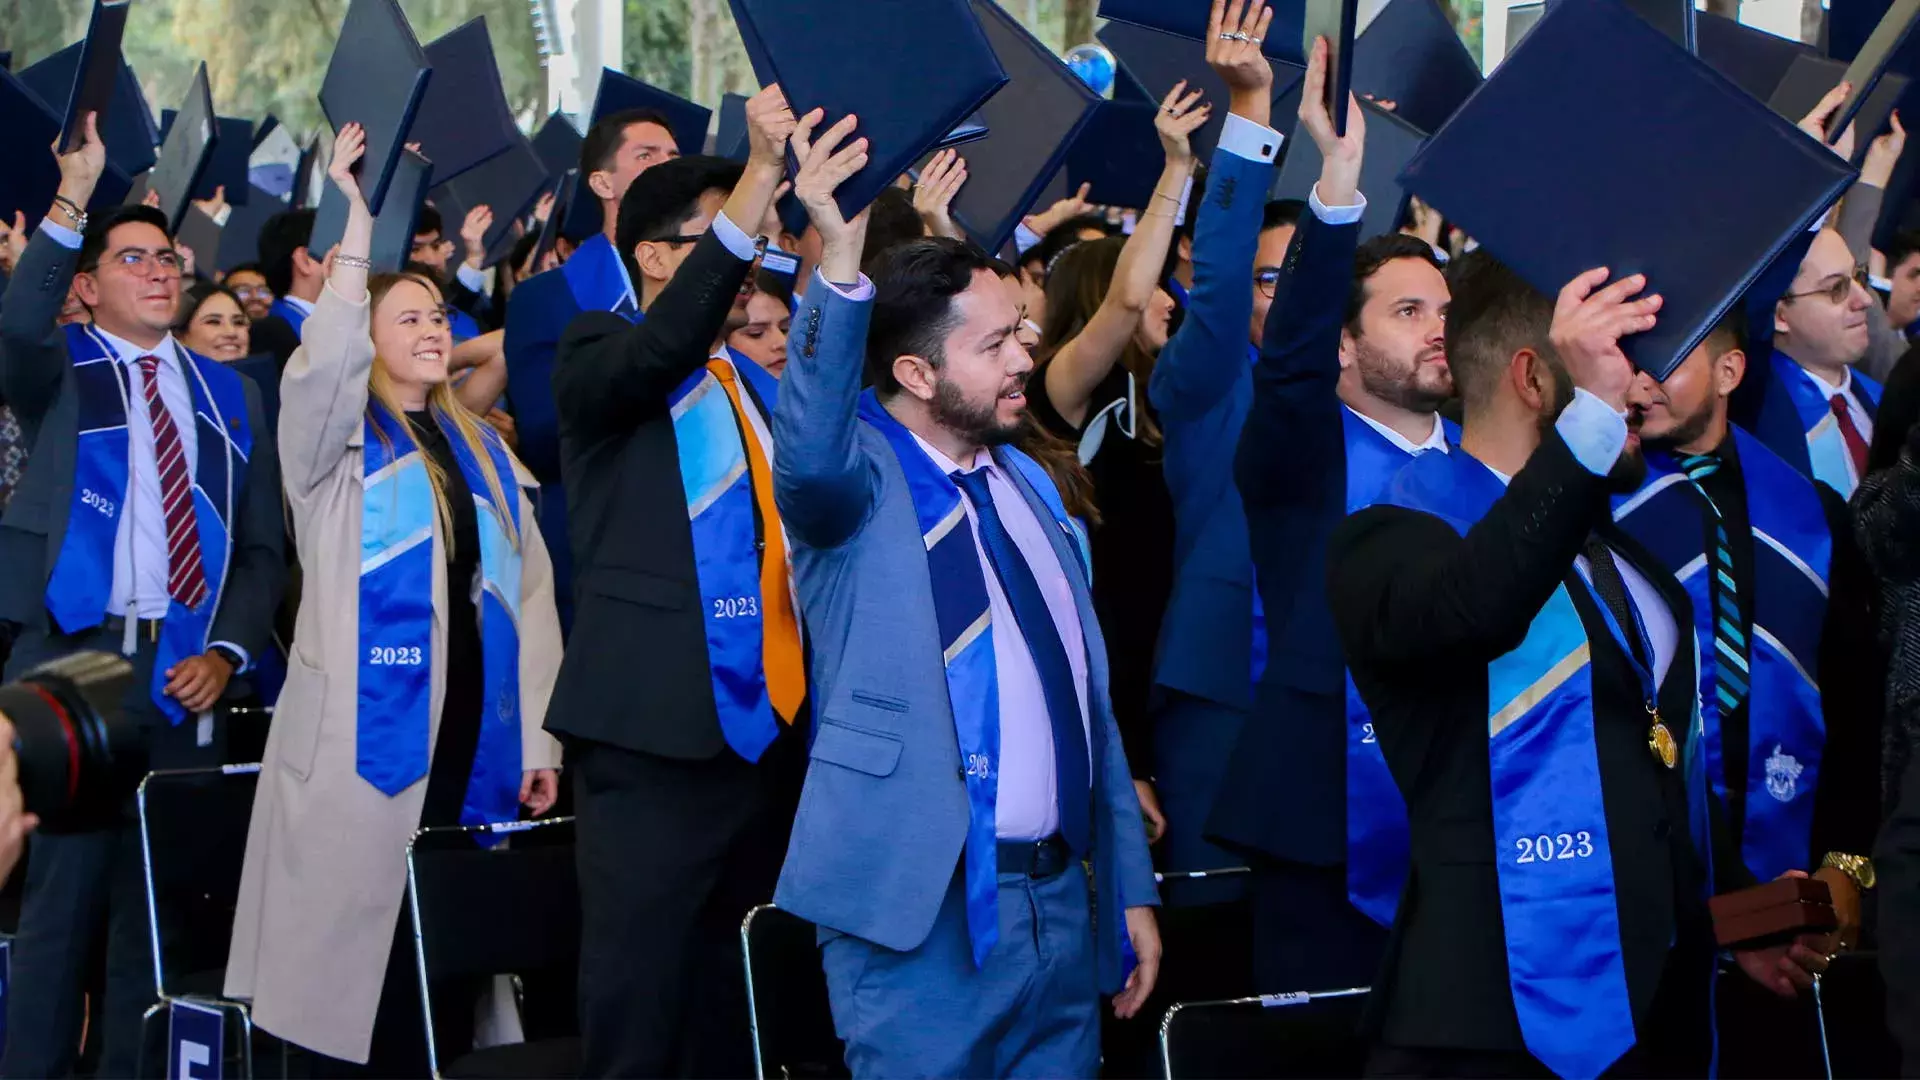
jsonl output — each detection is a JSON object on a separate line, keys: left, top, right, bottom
{"left": 1768, "top": 350, "right": 1883, "bottom": 496}
{"left": 857, "top": 390, "right": 1085, "bottom": 968}
{"left": 1613, "top": 428, "right": 1830, "bottom": 881}
{"left": 560, "top": 233, "right": 635, "bottom": 316}
{"left": 666, "top": 347, "right": 793, "bottom": 763}
{"left": 267, "top": 297, "right": 309, "bottom": 338}
{"left": 357, "top": 406, "right": 525, "bottom": 829}
{"left": 1342, "top": 409, "right": 1458, "bottom": 927}
{"left": 1384, "top": 447, "right": 1677, "bottom": 1080}
{"left": 447, "top": 306, "right": 482, "bottom": 345}
{"left": 46, "top": 326, "right": 253, "bottom": 725}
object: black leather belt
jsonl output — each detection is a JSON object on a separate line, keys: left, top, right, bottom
{"left": 102, "top": 614, "right": 165, "bottom": 644}
{"left": 997, "top": 834, "right": 1071, "bottom": 879}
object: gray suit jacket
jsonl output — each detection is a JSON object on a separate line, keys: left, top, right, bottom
{"left": 0, "top": 230, "right": 283, "bottom": 668}
{"left": 769, "top": 275, "right": 1157, "bottom": 993}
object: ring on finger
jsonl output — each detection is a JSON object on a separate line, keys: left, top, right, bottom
{"left": 1250, "top": 36, "right": 1264, "bottom": 44}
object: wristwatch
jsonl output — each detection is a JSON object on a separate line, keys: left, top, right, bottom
{"left": 209, "top": 645, "right": 244, "bottom": 673}
{"left": 1821, "top": 852, "right": 1877, "bottom": 891}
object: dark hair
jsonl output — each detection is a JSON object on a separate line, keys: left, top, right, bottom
{"left": 581, "top": 107, "right": 677, "bottom": 176}
{"left": 222, "top": 261, "right": 266, "bottom": 282}
{"left": 866, "top": 237, "right": 998, "bottom": 396}
{"left": 1021, "top": 214, "right": 1115, "bottom": 277}
{"left": 752, "top": 267, "right": 795, "bottom": 310}
{"left": 1888, "top": 229, "right": 1920, "bottom": 274}
{"left": 1034, "top": 236, "right": 1162, "bottom": 448}
{"left": 415, "top": 203, "right": 443, "bottom": 239}
{"left": 861, "top": 188, "right": 929, "bottom": 275}
{"left": 1262, "top": 199, "right": 1305, "bottom": 234}
{"left": 1442, "top": 250, "right": 1554, "bottom": 408}
{"left": 1704, "top": 304, "right": 1747, "bottom": 358}
{"left": 1345, "top": 232, "right": 1447, "bottom": 332}
{"left": 258, "top": 208, "right": 317, "bottom": 297}
{"left": 615, "top": 154, "right": 744, "bottom": 258}
{"left": 173, "top": 280, "right": 246, "bottom": 333}
{"left": 78, "top": 205, "right": 171, "bottom": 272}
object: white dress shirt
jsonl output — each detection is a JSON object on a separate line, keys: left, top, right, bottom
{"left": 1346, "top": 406, "right": 1450, "bottom": 456}
{"left": 278, "top": 294, "right": 316, "bottom": 319}
{"left": 1800, "top": 364, "right": 1874, "bottom": 492}
{"left": 910, "top": 435, "right": 1092, "bottom": 842}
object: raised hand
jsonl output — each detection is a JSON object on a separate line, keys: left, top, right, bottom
{"left": 1024, "top": 182, "right": 1095, "bottom": 239}
{"left": 1548, "top": 267, "right": 1662, "bottom": 411}
{"left": 914, "top": 149, "right": 969, "bottom": 240}
{"left": 54, "top": 112, "right": 107, "bottom": 210}
{"left": 1798, "top": 81, "right": 1851, "bottom": 144}
{"left": 1298, "top": 37, "right": 1365, "bottom": 206}
{"left": 790, "top": 108, "right": 871, "bottom": 283}
{"left": 1207, "top": 0, "right": 1275, "bottom": 122}
{"left": 192, "top": 185, "right": 229, "bottom": 223}
{"left": 1863, "top": 109, "right": 1907, "bottom": 188}
{"left": 530, "top": 189, "right": 556, "bottom": 226}
{"left": 328, "top": 122, "right": 369, "bottom": 207}
{"left": 1155, "top": 81, "right": 1210, "bottom": 167}
{"left": 461, "top": 204, "right": 495, "bottom": 268}
{"left": 744, "top": 84, "right": 800, "bottom": 171}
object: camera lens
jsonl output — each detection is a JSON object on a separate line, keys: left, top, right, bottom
{"left": 0, "top": 651, "right": 142, "bottom": 831}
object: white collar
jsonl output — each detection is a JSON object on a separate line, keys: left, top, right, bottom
{"left": 909, "top": 431, "right": 992, "bottom": 476}
{"left": 281, "top": 294, "right": 316, "bottom": 316}
{"left": 1345, "top": 405, "right": 1449, "bottom": 455}
{"left": 92, "top": 325, "right": 180, "bottom": 369}
{"left": 1795, "top": 362, "right": 1855, "bottom": 403}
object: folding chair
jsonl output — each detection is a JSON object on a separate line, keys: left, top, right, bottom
{"left": 740, "top": 904, "right": 848, "bottom": 1080}
{"left": 1159, "top": 986, "right": 1370, "bottom": 1079}
{"left": 136, "top": 763, "right": 265, "bottom": 1078}
{"left": 406, "top": 817, "right": 581, "bottom": 1078}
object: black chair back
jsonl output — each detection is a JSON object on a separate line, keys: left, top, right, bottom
{"left": 137, "top": 765, "right": 261, "bottom": 996}
{"left": 1159, "top": 988, "right": 1370, "bottom": 1079}
{"left": 741, "top": 905, "right": 847, "bottom": 1080}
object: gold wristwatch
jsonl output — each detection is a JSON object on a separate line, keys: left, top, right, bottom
{"left": 1821, "top": 852, "right": 1877, "bottom": 891}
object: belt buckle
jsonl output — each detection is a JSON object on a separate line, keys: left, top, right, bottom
{"left": 148, "top": 618, "right": 162, "bottom": 644}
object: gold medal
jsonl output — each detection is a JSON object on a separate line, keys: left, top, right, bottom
{"left": 1648, "top": 719, "right": 1677, "bottom": 769}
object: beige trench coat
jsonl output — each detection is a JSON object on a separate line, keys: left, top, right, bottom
{"left": 223, "top": 285, "right": 564, "bottom": 1063}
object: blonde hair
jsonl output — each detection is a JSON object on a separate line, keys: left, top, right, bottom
{"left": 366, "top": 272, "right": 521, "bottom": 557}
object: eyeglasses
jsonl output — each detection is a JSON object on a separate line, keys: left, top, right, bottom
{"left": 1783, "top": 266, "right": 1870, "bottom": 305}
{"left": 1254, "top": 267, "right": 1282, "bottom": 299}
{"left": 229, "top": 284, "right": 273, "bottom": 301}
{"left": 648, "top": 234, "right": 705, "bottom": 247}
{"left": 91, "top": 248, "right": 183, "bottom": 276}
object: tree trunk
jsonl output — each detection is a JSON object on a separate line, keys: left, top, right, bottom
{"left": 1063, "top": 0, "right": 1094, "bottom": 48}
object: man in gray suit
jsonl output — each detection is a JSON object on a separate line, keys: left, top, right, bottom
{"left": 770, "top": 114, "right": 1160, "bottom": 1077}
{"left": 0, "top": 116, "right": 283, "bottom": 1077}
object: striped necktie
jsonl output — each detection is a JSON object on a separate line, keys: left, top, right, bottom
{"left": 1679, "top": 453, "right": 1748, "bottom": 715}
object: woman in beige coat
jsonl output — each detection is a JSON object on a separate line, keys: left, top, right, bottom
{"left": 224, "top": 123, "right": 563, "bottom": 1072}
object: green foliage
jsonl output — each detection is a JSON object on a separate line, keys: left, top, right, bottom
{"left": 625, "top": 0, "right": 691, "bottom": 98}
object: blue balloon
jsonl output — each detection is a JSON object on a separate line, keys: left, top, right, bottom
{"left": 1064, "top": 43, "right": 1116, "bottom": 98}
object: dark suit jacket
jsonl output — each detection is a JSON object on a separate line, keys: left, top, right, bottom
{"left": 543, "top": 230, "right": 755, "bottom": 760}
{"left": 1329, "top": 432, "right": 1738, "bottom": 1054}
{"left": 1878, "top": 746, "right": 1920, "bottom": 1072}
{"left": 503, "top": 264, "right": 584, "bottom": 631}
{"left": 1214, "top": 209, "right": 1361, "bottom": 864}
{"left": 445, "top": 275, "right": 497, "bottom": 333}
{"left": 0, "top": 231, "right": 284, "bottom": 675}
{"left": 250, "top": 313, "right": 301, "bottom": 370}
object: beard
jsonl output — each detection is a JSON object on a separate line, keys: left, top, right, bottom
{"left": 1355, "top": 336, "right": 1454, "bottom": 413}
{"left": 1537, "top": 357, "right": 1647, "bottom": 494}
{"left": 932, "top": 374, "right": 1023, "bottom": 448}
{"left": 1645, "top": 399, "right": 1716, "bottom": 455}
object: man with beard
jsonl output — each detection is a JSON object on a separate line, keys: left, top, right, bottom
{"left": 1217, "top": 38, "right": 1458, "bottom": 995}
{"left": 1329, "top": 251, "right": 1826, "bottom": 1076}
{"left": 770, "top": 112, "right": 1158, "bottom": 1076}
{"left": 1614, "top": 311, "right": 1881, "bottom": 1077}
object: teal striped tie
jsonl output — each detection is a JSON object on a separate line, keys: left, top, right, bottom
{"left": 1680, "top": 454, "right": 1749, "bottom": 715}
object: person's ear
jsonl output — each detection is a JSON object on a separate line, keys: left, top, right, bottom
{"left": 1716, "top": 348, "right": 1747, "bottom": 398}
{"left": 71, "top": 271, "right": 102, "bottom": 310}
{"left": 1337, "top": 327, "right": 1357, "bottom": 371}
{"left": 1774, "top": 299, "right": 1792, "bottom": 338}
{"left": 631, "top": 240, "right": 672, "bottom": 283}
{"left": 892, "top": 354, "right": 938, "bottom": 403}
{"left": 1511, "top": 348, "right": 1551, "bottom": 412}
{"left": 1177, "top": 234, "right": 1193, "bottom": 264}
{"left": 587, "top": 169, "right": 618, "bottom": 203}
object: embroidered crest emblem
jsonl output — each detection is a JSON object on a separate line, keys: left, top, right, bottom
{"left": 1765, "top": 744, "right": 1803, "bottom": 803}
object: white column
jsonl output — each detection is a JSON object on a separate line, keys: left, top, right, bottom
{"left": 570, "top": 0, "right": 625, "bottom": 116}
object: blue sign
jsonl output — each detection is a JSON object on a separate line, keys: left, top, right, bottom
{"left": 167, "top": 1000, "right": 224, "bottom": 1080}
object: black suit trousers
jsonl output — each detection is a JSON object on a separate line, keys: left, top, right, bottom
{"left": 571, "top": 726, "right": 804, "bottom": 1078}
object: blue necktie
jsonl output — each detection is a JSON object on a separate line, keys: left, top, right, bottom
{"left": 1680, "top": 453, "right": 1750, "bottom": 715}
{"left": 951, "top": 466, "right": 1092, "bottom": 853}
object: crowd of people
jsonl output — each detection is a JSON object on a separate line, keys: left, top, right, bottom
{"left": 6, "top": 0, "right": 1920, "bottom": 1076}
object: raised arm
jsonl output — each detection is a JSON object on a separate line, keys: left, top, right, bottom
{"left": 451, "top": 329, "right": 508, "bottom": 415}
{"left": 1149, "top": 0, "right": 1280, "bottom": 420}
{"left": 278, "top": 123, "right": 377, "bottom": 497}
{"left": 0, "top": 114, "right": 105, "bottom": 422}
{"left": 1038, "top": 83, "right": 1207, "bottom": 429}
{"left": 771, "top": 111, "right": 879, "bottom": 551}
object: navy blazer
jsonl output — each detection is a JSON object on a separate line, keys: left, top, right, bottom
{"left": 1148, "top": 142, "right": 1276, "bottom": 713}
{"left": 1214, "top": 209, "right": 1363, "bottom": 865}
{"left": 503, "top": 263, "right": 582, "bottom": 631}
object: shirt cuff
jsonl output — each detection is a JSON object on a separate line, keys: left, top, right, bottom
{"left": 1308, "top": 185, "right": 1367, "bottom": 226}
{"left": 455, "top": 261, "right": 488, "bottom": 292}
{"left": 1555, "top": 388, "right": 1629, "bottom": 477}
{"left": 1216, "top": 113, "right": 1283, "bottom": 164}
{"left": 711, "top": 210, "right": 759, "bottom": 262}
{"left": 40, "top": 219, "right": 82, "bottom": 249}
{"left": 1015, "top": 222, "right": 1043, "bottom": 255}
{"left": 815, "top": 271, "right": 875, "bottom": 301}
{"left": 209, "top": 641, "right": 253, "bottom": 675}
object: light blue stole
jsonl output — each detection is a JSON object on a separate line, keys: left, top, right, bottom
{"left": 1342, "top": 409, "right": 1458, "bottom": 927}
{"left": 46, "top": 326, "right": 252, "bottom": 725}
{"left": 857, "top": 389, "right": 1085, "bottom": 968}
{"left": 1613, "top": 428, "right": 1830, "bottom": 881}
{"left": 1384, "top": 446, "right": 1690, "bottom": 1080}
{"left": 357, "top": 406, "right": 525, "bottom": 829}
{"left": 1769, "top": 349, "right": 1882, "bottom": 496}
{"left": 667, "top": 345, "right": 791, "bottom": 763}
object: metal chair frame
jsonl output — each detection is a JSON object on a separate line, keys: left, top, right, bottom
{"left": 404, "top": 816, "right": 576, "bottom": 1080}
{"left": 1158, "top": 985, "right": 1370, "bottom": 1080}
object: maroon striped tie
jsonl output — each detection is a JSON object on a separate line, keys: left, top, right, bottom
{"left": 137, "top": 355, "right": 208, "bottom": 609}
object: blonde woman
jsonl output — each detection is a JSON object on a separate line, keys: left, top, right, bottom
{"left": 225, "top": 122, "right": 563, "bottom": 1074}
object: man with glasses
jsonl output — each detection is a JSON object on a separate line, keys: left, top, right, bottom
{"left": 1209, "top": 39, "right": 1457, "bottom": 996}
{"left": 1745, "top": 228, "right": 1882, "bottom": 498}
{"left": 0, "top": 115, "right": 283, "bottom": 1079}
{"left": 219, "top": 263, "right": 275, "bottom": 322}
